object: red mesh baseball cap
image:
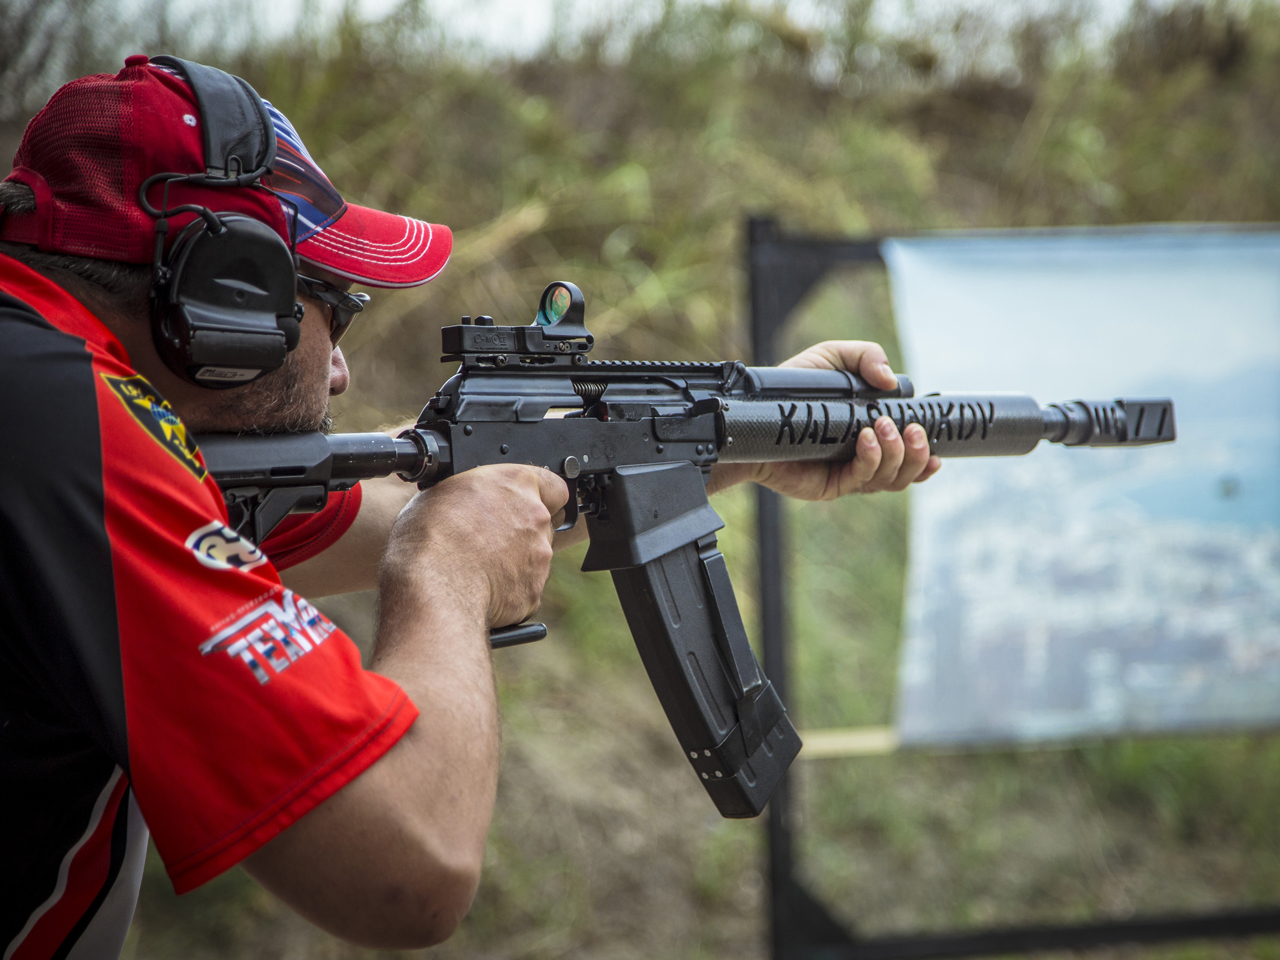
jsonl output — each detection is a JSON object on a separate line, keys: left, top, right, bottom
{"left": 0, "top": 55, "right": 451, "bottom": 288}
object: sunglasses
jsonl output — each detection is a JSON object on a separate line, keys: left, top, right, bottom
{"left": 296, "top": 274, "right": 371, "bottom": 348}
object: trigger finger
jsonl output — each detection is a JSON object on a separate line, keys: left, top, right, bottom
{"left": 535, "top": 468, "right": 571, "bottom": 514}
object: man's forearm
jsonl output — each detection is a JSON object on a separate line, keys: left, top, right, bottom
{"left": 243, "top": 573, "right": 500, "bottom": 948}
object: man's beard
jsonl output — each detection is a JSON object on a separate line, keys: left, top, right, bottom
{"left": 208, "top": 355, "right": 333, "bottom": 435}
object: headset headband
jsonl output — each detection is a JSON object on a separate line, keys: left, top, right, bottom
{"left": 140, "top": 57, "right": 299, "bottom": 389}
{"left": 149, "top": 55, "right": 277, "bottom": 180}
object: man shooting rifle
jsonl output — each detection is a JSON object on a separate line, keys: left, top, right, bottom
{"left": 0, "top": 57, "right": 937, "bottom": 958}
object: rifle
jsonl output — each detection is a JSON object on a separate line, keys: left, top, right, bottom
{"left": 196, "top": 281, "right": 1176, "bottom": 819}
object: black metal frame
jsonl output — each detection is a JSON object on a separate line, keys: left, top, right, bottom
{"left": 745, "top": 216, "right": 1280, "bottom": 960}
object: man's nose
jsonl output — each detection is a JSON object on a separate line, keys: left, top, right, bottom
{"left": 330, "top": 346, "right": 350, "bottom": 395}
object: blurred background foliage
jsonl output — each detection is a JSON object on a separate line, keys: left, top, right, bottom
{"left": 5, "top": 0, "right": 1280, "bottom": 956}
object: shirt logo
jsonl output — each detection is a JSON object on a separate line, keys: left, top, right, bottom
{"left": 186, "top": 521, "right": 268, "bottom": 572}
{"left": 101, "top": 374, "right": 207, "bottom": 481}
{"left": 201, "top": 590, "right": 337, "bottom": 684}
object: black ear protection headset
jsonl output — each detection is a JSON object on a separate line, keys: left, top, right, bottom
{"left": 137, "top": 56, "right": 303, "bottom": 389}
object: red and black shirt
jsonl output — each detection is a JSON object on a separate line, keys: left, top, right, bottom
{"left": 0, "top": 253, "right": 419, "bottom": 959}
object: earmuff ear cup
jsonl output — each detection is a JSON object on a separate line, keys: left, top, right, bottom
{"left": 152, "top": 213, "right": 300, "bottom": 388}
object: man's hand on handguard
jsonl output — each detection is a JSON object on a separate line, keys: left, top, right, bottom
{"left": 243, "top": 464, "right": 567, "bottom": 950}
{"left": 706, "top": 339, "right": 942, "bottom": 499}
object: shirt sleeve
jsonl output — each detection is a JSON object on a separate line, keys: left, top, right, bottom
{"left": 261, "top": 484, "right": 363, "bottom": 570}
{"left": 90, "top": 353, "right": 417, "bottom": 892}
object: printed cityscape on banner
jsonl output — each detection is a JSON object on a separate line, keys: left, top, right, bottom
{"left": 898, "top": 365, "right": 1280, "bottom": 745}
{"left": 886, "top": 232, "right": 1280, "bottom": 747}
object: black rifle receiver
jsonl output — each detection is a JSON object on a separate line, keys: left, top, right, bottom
{"left": 197, "top": 281, "right": 1176, "bottom": 819}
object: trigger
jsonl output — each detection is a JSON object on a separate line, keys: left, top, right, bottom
{"left": 555, "top": 478, "right": 580, "bottom": 533}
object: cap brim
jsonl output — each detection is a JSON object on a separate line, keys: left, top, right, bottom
{"left": 295, "top": 203, "right": 452, "bottom": 289}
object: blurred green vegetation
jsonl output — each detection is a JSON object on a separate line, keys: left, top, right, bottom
{"left": 6, "top": 0, "right": 1280, "bottom": 956}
